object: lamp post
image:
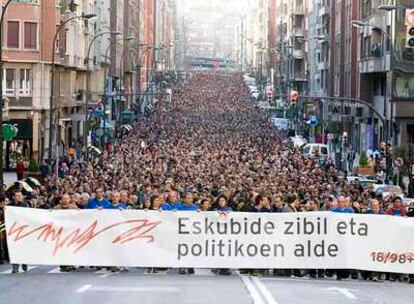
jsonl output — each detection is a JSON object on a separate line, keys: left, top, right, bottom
{"left": 352, "top": 19, "right": 396, "bottom": 182}
{"left": 84, "top": 31, "right": 121, "bottom": 152}
{"left": 98, "top": 36, "right": 134, "bottom": 146}
{"left": 0, "top": 0, "right": 14, "bottom": 186}
{"left": 136, "top": 45, "right": 156, "bottom": 113}
{"left": 48, "top": 13, "right": 96, "bottom": 177}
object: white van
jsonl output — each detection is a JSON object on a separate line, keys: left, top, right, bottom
{"left": 302, "top": 143, "right": 331, "bottom": 159}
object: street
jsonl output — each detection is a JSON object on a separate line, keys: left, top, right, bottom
{"left": 0, "top": 265, "right": 413, "bottom": 304}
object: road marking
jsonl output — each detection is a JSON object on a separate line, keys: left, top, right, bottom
{"left": 238, "top": 274, "right": 265, "bottom": 304}
{"left": 194, "top": 268, "right": 215, "bottom": 276}
{"left": 326, "top": 287, "right": 357, "bottom": 300}
{"left": 77, "top": 285, "right": 180, "bottom": 293}
{"left": 48, "top": 267, "right": 63, "bottom": 274}
{"left": 77, "top": 284, "right": 92, "bottom": 293}
{"left": 251, "top": 276, "right": 279, "bottom": 304}
{"left": 100, "top": 272, "right": 113, "bottom": 278}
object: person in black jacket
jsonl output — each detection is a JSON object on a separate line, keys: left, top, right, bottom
{"left": 8, "top": 191, "right": 30, "bottom": 274}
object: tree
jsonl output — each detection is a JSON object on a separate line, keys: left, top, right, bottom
{"left": 359, "top": 151, "right": 369, "bottom": 167}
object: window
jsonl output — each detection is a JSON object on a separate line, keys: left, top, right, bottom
{"left": 7, "top": 21, "right": 19, "bottom": 48}
{"left": 19, "top": 69, "right": 32, "bottom": 96}
{"left": 4, "top": 69, "right": 15, "bottom": 95}
{"left": 24, "top": 22, "right": 37, "bottom": 49}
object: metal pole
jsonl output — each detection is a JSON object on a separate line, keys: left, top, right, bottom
{"left": 49, "top": 15, "right": 88, "bottom": 176}
{"left": 0, "top": 0, "right": 13, "bottom": 186}
{"left": 84, "top": 31, "right": 116, "bottom": 154}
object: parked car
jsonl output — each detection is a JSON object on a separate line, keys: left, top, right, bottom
{"left": 346, "top": 176, "right": 377, "bottom": 189}
{"left": 271, "top": 117, "right": 289, "bottom": 131}
{"left": 289, "top": 135, "right": 307, "bottom": 148}
{"left": 302, "top": 143, "right": 331, "bottom": 159}
{"left": 372, "top": 184, "right": 404, "bottom": 199}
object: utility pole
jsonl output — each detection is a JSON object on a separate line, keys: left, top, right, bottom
{"left": 0, "top": 0, "right": 14, "bottom": 186}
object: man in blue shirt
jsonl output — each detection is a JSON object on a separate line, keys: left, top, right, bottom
{"left": 110, "top": 191, "right": 128, "bottom": 209}
{"left": 175, "top": 192, "right": 198, "bottom": 211}
{"left": 176, "top": 192, "right": 197, "bottom": 275}
{"left": 331, "top": 196, "right": 354, "bottom": 213}
{"left": 86, "top": 188, "right": 112, "bottom": 209}
{"left": 161, "top": 190, "right": 181, "bottom": 210}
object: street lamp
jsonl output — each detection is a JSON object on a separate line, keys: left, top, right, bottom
{"left": 117, "top": 37, "right": 137, "bottom": 119}
{"left": 352, "top": 19, "right": 394, "bottom": 182}
{"left": 0, "top": 0, "right": 14, "bottom": 185}
{"left": 84, "top": 31, "right": 122, "bottom": 149}
{"left": 48, "top": 12, "right": 97, "bottom": 175}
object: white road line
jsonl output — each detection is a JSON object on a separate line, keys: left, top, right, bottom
{"left": 251, "top": 276, "right": 279, "bottom": 304}
{"left": 326, "top": 287, "right": 357, "bottom": 300}
{"left": 47, "top": 267, "right": 63, "bottom": 274}
{"left": 79, "top": 286, "right": 181, "bottom": 292}
{"left": 0, "top": 268, "right": 12, "bottom": 274}
{"left": 238, "top": 274, "right": 265, "bottom": 304}
{"left": 77, "top": 284, "right": 92, "bottom": 293}
{"left": 100, "top": 272, "right": 113, "bottom": 278}
{"left": 194, "top": 268, "right": 215, "bottom": 276}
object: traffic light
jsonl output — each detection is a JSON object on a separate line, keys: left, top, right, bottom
{"left": 290, "top": 90, "right": 299, "bottom": 104}
{"left": 406, "top": 9, "right": 414, "bottom": 48}
{"left": 266, "top": 90, "right": 273, "bottom": 104}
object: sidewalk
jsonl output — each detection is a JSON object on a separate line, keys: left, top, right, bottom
{"left": 3, "top": 172, "right": 17, "bottom": 185}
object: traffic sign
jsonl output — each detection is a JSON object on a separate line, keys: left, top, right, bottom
{"left": 2, "top": 123, "right": 18, "bottom": 141}
{"left": 309, "top": 115, "right": 318, "bottom": 126}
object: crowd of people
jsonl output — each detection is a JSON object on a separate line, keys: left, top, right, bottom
{"left": 0, "top": 72, "right": 412, "bottom": 282}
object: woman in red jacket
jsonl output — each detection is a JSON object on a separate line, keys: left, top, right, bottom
{"left": 16, "top": 159, "right": 25, "bottom": 180}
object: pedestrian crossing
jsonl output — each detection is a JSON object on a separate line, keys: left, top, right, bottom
{"left": 0, "top": 265, "right": 222, "bottom": 276}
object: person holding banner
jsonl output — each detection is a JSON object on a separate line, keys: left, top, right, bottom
{"left": 53, "top": 193, "right": 78, "bottom": 272}
{"left": 8, "top": 191, "right": 29, "bottom": 273}
{"left": 178, "top": 192, "right": 197, "bottom": 274}
{"left": 86, "top": 188, "right": 112, "bottom": 209}
{"left": 0, "top": 194, "right": 8, "bottom": 264}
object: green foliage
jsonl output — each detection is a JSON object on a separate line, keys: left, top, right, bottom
{"left": 359, "top": 151, "right": 369, "bottom": 166}
{"left": 28, "top": 158, "right": 39, "bottom": 172}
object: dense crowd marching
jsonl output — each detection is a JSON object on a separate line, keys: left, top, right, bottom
{"left": 0, "top": 72, "right": 413, "bottom": 281}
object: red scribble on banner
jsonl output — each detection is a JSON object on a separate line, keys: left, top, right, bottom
{"left": 7, "top": 219, "right": 161, "bottom": 256}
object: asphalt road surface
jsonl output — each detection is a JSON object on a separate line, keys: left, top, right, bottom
{"left": 0, "top": 265, "right": 413, "bottom": 304}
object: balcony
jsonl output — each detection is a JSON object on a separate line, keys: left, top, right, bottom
{"left": 8, "top": 97, "right": 33, "bottom": 108}
{"left": 318, "top": 5, "right": 329, "bottom": 17}
{"left": 292, "top": 49, "right": 305, "bottom": 59}
{"left": 292, "top": 3, "right": 304, "bottom": 15}
{"left": 359, "top": 54, "right": 390, "bottom": 74}
{"left": 292, "top": 71, "right": 307, "bottom": 82}
{"left": 317, "top": 61, "right": 329, "bottom": 71}
{"left": 13, "top": 0, "right": 39, "bottom": 3}
{"left": 292, "top": 27, "right": 304, "bottom": 37}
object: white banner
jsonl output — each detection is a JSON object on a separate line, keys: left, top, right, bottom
{"left": 5, "top": 207, "right": 414, "bottom": 273}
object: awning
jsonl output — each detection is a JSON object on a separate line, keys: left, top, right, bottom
{"left": 87, "top": 145, "right": 102, "bottom": 155}
{"left": 120, "top": 124, "right": 133, "bottom": 132}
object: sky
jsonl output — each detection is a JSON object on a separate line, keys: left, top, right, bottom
{"left": 177, "top": 0, "right": 249, "bottom": 16}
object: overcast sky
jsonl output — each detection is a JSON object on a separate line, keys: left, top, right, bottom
{"left": 178, "top": 0, "right": 249, "bottom": 15}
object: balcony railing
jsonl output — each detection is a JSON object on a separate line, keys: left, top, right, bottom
{"left": 13, "top": 0, "right": 39, "bottom": 3}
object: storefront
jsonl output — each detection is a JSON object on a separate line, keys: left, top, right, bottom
{"left": 4, "top": 119, "right": 33, "bottom": 171}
